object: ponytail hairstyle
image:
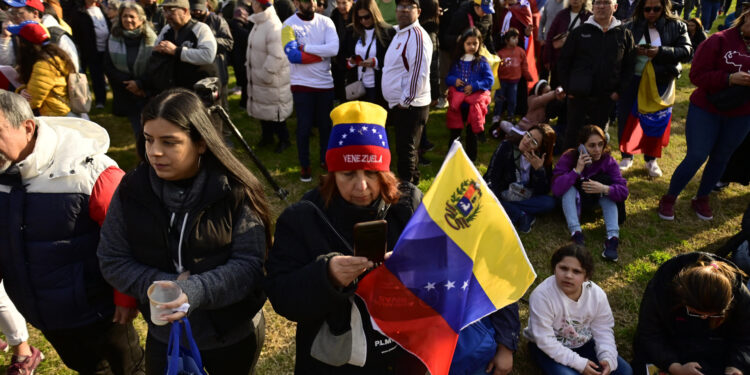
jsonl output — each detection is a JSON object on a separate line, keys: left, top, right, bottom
{"left": 673, "top": 255, "right": 741, "bottom": 318}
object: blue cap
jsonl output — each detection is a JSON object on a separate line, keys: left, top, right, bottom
{"left": 474, "top": 0, "right": 494, "bottom": 14}
{"left": 3, "top": 0, "right": 45, "bottom": 12}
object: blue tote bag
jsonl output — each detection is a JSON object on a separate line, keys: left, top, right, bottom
{"left": 166, "top": 318, "right": 208, "bottom": 375}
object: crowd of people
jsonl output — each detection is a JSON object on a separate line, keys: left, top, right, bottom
{"left": 0, "top": 0, "right": 750, "bottom": 372}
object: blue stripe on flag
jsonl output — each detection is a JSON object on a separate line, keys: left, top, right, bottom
{"left": 328, "top": 123, "right": 389, "bottom": 150}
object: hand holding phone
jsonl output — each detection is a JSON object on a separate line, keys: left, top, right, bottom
{"left": 576, "top": 144, "right": 592, "bottom": 173}
{"left": 354, "top": 220, "right": 387, "bottom": 263}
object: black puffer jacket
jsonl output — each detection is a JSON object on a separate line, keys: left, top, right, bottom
{"left": 265, "top": 183, "right": 424, "bottom": 374}
{"left": 632, "top": 252, "right": 750, "bottom": 375}
{"left": 442, "top": 0, "right": 495, "bottom": 54}
{"left": 558, "top": 19, "right": 636, "bottom": 97}
{"left": 483, "top": 141, "right": 552, "bottom": 198}
{"left": 625, "top": 17, "right": 693, "bottom": 85}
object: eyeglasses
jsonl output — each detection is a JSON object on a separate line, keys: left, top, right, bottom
{"left": 396, "top": 4, "right": 417, "bottom": 11}
{"left": 163, "top": 6, "right": 182, "bottom": 13}
{"left": 685, "top": 306, "right": 726, "bottom": 319}
{"left": 357, "top": 13, "right": 372, "bottom": 20}
{"left": 524, "top": 131, "right": 539, "bottom": 148}
{"left": 643, "top": 6, "right": 662, "bottom": 12}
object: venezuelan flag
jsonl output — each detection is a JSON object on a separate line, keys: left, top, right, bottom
{"left": 356, "top": 140, "right": 536, "bottom": 375}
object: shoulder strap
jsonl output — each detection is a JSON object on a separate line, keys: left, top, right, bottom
{"left": 361, "top": 35, "right": 376, "bottom": 75}
{"left": 300, "top": 200, "right": 353, "bottom": 252}
{"left": 568, "top": 12, "right": 582, "bottom": 31}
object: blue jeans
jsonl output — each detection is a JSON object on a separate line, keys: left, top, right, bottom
{"left": 667, "top": 103, "right": 750, "bottom": 197}
{"left": 501, "top": 195, "right": 557, "bottom": 225}
{"left": 529, "top": 341, "right": 633, "bottom": 375}
{"left": 292, "top": 90, "right": 334, "bottom": 168}
{"left": 494, "top": 80, "right": 519, "bottom": 118}
{"left": 701, "top": 0, "right": 722, "bottom": 30}
{"left": 561, "top": 186, "right": 620, "bottom": 238}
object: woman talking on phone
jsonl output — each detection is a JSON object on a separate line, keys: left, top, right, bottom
{"left": 97, "top": 88, "right": 270, "bottom": 374}
{"left": 265, "top": 101, "right": 425, "bottom": 374}
{"left": 551, "top": 125, "right": 629, "bottom": 262}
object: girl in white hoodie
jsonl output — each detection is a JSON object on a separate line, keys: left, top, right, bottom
{"left": 524, "top": 244, "right": 632, "bottom": 375}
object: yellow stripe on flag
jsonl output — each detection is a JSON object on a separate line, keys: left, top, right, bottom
{"left": 422, "top": 140, "right": 536, "bottom": 309}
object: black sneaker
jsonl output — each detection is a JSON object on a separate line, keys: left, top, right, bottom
{"left": 602, "top": 237, "right": 619, "bottom": 262}
{"left": 275, "top": 140, "right": 291, "bottom": 154}
{"left": 476, "top": 131, "right": 487, "bottom": 144}
{"left": 571, "top": 231, "right": 585, "bottom": 246}
{"left": 420, "top": 140, "right": 435, "bottom": 152}
{"left": 516, "top": 213, "right": 535, "bottom": 234}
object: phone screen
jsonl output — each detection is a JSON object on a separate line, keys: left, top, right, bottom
{"left": 353, "top": 220, "right": 387, "bottom": 263}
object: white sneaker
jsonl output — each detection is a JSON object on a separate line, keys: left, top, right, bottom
{"left": 619, "top": 157, "right": 633, "bottom": 171}
{"left": 436, "top": 97, "right": 448, "bottom": 109}
{"left": 646, "top": 159, "right": 662, "bottom": 177}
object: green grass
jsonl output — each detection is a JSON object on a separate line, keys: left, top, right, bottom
{"left": 5, "top": 9, "right": 749, "bottom": 374}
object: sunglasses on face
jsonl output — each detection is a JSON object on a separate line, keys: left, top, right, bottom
{"left": 396, "top": 4, "right": 416, "bottom": 11}
{"left": 643, "top": 6, "right": 662, "bottom": 12}
{"left": 357, "top": 13, "right": 372, "bottom": 20}
{"left": 685, "top": 306, "right": 726, "bottom": 319}
{"left": 524, "top": 131, "right": 539, "bottom": 148}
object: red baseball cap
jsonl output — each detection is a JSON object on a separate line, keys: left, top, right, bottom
{"left": 4, "top": 0, "right": 45, "bottom": 13}
{"left": 7, "top": 20, "right": 50, "bottom": 45}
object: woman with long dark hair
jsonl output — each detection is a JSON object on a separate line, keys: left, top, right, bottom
{"left": 340, "top": 0, "right": 394, "bottom": 106}
{"left": 10, "top": 20, "right": 75, "bottom": 116}
{"left": 658, "top": 9, "right": 750, "bottom": 221}
{"left": 104, "top": 2, "right": 156, "bottom": 137}
{"left": 484, "top": 124, "right": 557, "bottom": 233}
{"left": 617, "top": 0, "right": 692, "bottom": 177}
{"left": 98, "top": 88, "right": 271, "bottom": 374}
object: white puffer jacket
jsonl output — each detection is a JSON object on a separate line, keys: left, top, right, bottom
{"left": 246, "top": 6, "right": 292, "bottom": 121}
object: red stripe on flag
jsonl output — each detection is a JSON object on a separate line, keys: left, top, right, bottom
{"left": 357, "top": 266, "right": 459, "bottom": 375}
{"left": 619, "top": 112, "right": 671, "bottom": 158}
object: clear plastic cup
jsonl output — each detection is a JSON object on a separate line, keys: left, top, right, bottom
{"left": 147, "top": 281, "right": 182, "bottom": 326}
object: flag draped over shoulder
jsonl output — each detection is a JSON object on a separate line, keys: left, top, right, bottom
{"left": 355, "top": 140, "right": 536, "bottom": 375}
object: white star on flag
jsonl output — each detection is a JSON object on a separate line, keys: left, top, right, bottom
{"left": 342, "top": 134, "right": 347, "bottom": 139}
{"left": 445, "top": 281, "right": 455, "bottom": 290}
{"left": 378, "top": 134, "right": 383, "bottom": 139}
{"left": 339, "top": 140, "right": 343, "bottom": 146}
{"left": 381, "top": 141, "right": 386, "bottom": 146}
{"left": 350, "top": 126, "right": 355, "bottom": 133}
{"left": 362, "top": 126, "right": 368, "bottom": 131}
{"left": 372, "top": 128, "right": 377, "bottom": 133}
{"left": 424, "top": 282, "right": 436, "bottom": 291}
{"left": 462, "top": 280, "right": 469, "bottom": 290}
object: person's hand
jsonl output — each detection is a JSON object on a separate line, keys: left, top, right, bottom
{"left": 669, "top": 362, "right": 705, "bottom": 375}
{"left": 645, "top": 46, "right": 659, "bottom": 58}
{"left": 575, "top": 151, "right": 591, "bottom": 173}
{"left": 555, "top": 88, "right": 566, "bottom": 100}
{"left": 524, "top": 150, "right": 545, "bottom": 170}
{"left": 384, "top": 251, "right": 393, "bottom": 261}
{"left": 155, "top": 40, "right": 177, "bottom": 55}
{"left": 113, "top": 306, "right": 139, "bottom": 324}
{"left": 361, "top": 58, "right": 375, "bottom": 68}
{"left": 123, "top": 80, "right": 139, "bottom": 93}
{"left": 1, "top": 22, "right": 10, "bottom": 39}
{"left": 158, "top": 292, "right": 189, "bottom": 323}
{"left": 636, "top": 45, "right": 649, "bottom": 56}
{"left": 233, "top": 6, "right": 248, "bottom": 22}
{"left": 725, "top": 367, "right": 743, "bottom": 375}
{"left": 599, "top": 360, "right": 611, "bottom": 375}
{"left": 328, "top": 255, "right": 373, "bottom": 288}
{"left": 484, "top": 344, "right": 513, "bottom": 375}
{"left": 455, "top": 78, "right": 465, "bottom": 87}
{"left": 464, "top": 84, "right": 473, "bottom": 95}
{"left": 610, "top": 92, "right": 619, "bottom": 101}
{"left": 729, "top": 71, "right": 750, "bottom": 87}
{"left": 524, "top": 24, "right": 533, "bottom": 36}
{"left": 582, "top": 179, "right": 608, "bottom": 194}
{"left": 582, "top": 360, "right": 602, "bottom": 375}
{"left": 19, "top": 89, "right": 31, "bottom": 101}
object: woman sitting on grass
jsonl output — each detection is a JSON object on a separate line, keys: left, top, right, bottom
{"left": 551, "top": 125, "right": 628, "bottom": 262}
{"left": 484, "top": 124, "right": 557, "bottom": 234}
{"left": 524, "top": 244, "right": 633, "bottom": 375}
{"left": 632, "top": 252, "right": 750, "bottom": 375}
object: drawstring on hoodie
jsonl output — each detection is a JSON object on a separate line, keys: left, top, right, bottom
{"left": 169, "top": 212, "right": 189, "bottom": 274}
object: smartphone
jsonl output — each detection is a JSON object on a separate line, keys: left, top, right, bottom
{"left": 578, "top": 144, "right": 592, "bottom": 166}
{"left": 353, "top": 220, "right": 387, "bottom": 263}
{"left": 639, "top": 43, "right": 652, "bottom": 48}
